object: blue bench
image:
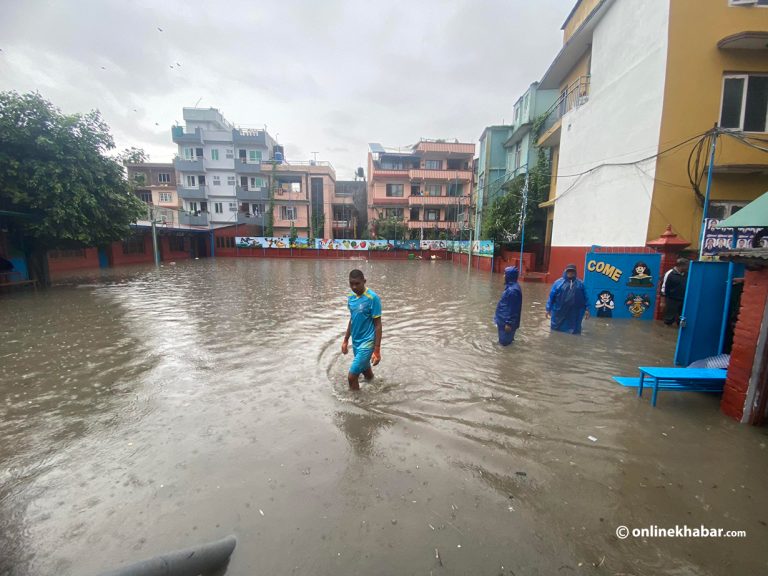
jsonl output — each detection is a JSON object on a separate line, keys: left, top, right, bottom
{"left": 633, "top": 367, "right": 727, "bottom": 407}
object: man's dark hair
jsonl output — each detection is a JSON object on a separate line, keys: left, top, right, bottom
{"left": 676, "top": 258, "right": 689, "bottom": 266}
{"left": 349, "top": 269, "right": 365, "bottom": 280}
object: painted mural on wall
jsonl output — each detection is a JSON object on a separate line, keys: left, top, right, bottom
{"left": 702, "top": 218, "right": 768, "bottom": 257}
{"left": 236, "top": 236, "right": 290, "bottom": 249}
{"left": 315, "top": 239, "right": 368, "bottom": 250}
{"left": 446, "top": 240, "right": 494, "bottom": 257}
{"left": 584, "top": 252, "right": 661, "bottom": 320}
{"left": 420, "top": 240, "right": 448, "bottom": 251}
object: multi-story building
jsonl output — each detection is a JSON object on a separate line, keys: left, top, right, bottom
{"left": 537, "top": 0, "right": 768, "bottom": 275}
{"left": 333, "top": 181, "right": 367, "bottom": 238}
{"left": 367, "top": 140, "right": 475, "bottom": 239}
{"left": 172, "top": 107, "right": 350, "bottom": 238}
{"left": 172, "top": 107, "right": 277, "bottom": 230}
{"left": 476, "top": 125, "right": 512, "bottom": 232}
{"left": 126, "top": 162, "right": 181, "bottom": 227}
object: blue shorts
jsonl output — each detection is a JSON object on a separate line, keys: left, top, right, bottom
{"left": 350, "top": 346, "right": 374, "bottom": 375}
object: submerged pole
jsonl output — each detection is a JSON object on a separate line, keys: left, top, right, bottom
{"left": 150, "top": 206, "right": 160, "bottom": 268}
{"left": 97, "top": 535, "right": 237, "bottom": 576}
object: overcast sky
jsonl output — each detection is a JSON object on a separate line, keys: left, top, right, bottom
{"left": 0, "top": 0, "right": 573, "bottom": 179}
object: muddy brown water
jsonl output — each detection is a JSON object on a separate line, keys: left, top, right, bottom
{"left": 1, "top": 258, "right": 767, "bottom": 576}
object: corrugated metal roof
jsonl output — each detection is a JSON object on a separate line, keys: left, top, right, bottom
{"left": 718, "top": 248, "right": 768, "bottom": 263}
{"left": 716, "top": 192, "right": 768, "bottom": 228}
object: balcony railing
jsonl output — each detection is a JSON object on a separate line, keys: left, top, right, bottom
{"left": 407, "top": 219, "right": 467, "bottom": 230}
{"left": 408, "top": 169, "right": 473, "bottom": 181}
{"left": 236, "top": 186, "right": 270, "bottom": 201}
{"left": 232, "top": 128, "right": 267, "bottom": 146}
{"left": 171, "top": 126, "right": 203, "bottom": 144}
{"left": 233, "top": 158, "right": 262, "bottom": 173}
{"left": 237, "top": 212, "right": 265, "bottom": 225}
{"left": 177, "top": 185, "right": 208, "bottom": 200}
{"left": 173, "top": 156, "right": 204, "bottom": 171}
{"left": 179, "top": 212, "right": 209, "bottom": 226}
{"left": 539, "top": 75, "right": 591, "bottom": 138}
{"left": 332, "top": 220, "right": 350, "bottom": 228}
{"left": 409, "top": 195, "right": 470, "bottom": 206}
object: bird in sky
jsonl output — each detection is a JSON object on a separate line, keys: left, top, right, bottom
{"left": 157, "top": 27, "right": 163, "bottom": 32}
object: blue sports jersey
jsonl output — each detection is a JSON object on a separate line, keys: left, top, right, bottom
{"left": 348, "top": 288, "right": 382, "bottom": 349}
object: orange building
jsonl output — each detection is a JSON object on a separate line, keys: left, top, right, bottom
{"left": 367, "top": 140, "right": 475, "bottom": 239}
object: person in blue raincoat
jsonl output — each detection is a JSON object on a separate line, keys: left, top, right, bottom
{"left": 494, "top": 266, "right": 523, "bottom": 346}
{"left": 546, "top": 264, "right": 590, "bottom": 334}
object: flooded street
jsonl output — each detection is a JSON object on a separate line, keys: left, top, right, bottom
{"left": 1, "top": 258, "right": 767, "bottom": 576}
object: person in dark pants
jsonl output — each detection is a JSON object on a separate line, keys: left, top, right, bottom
{"left": 661, "top": 258, "right": 689, "bottom": 326}
{"left": 494, "top": 266, "right": 522, "bottom": 346}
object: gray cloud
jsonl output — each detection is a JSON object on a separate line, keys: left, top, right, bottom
{"left": 0, "top": 0, "right": 572, "bottom": 178}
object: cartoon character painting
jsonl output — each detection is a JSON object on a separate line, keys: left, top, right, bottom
{"left": 627, "top": 261, "right": 653, "bottom": 287}
{"left": 625, "top": 293, "right": 651, "bottom": 318}
{"left": 595, "top": 290, "right": 615, "bottom": 318}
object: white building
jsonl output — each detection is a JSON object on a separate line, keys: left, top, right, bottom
{"left": 172, "top": 108, "right": 278, "bottom": 229}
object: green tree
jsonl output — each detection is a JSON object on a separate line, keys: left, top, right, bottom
{"left": 288, "top": 222, "right": 298, "bottom": 247}
{"left": 117, "top": 146, "right": 149, "bottom": 165}
{"left": 0, "top": 91, "right": 145, "bottom": 284}
{"left": 370, "top": 214, "right": 405, "bottom": 240}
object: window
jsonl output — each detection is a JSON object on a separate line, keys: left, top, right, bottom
{"left": 159, "top": 192, "right": 173, "bottom": 203}
{"left": 249, "top": 177, "right": 265, "bottom": 189}
{"left": 251, "top": 203, "right": 264, "bottom": 216}
{"left": 381, "top": 158, "right": 404, "bottom": 170}
{"left": 410, "top": 207, "right": 420, "bottom": 221}
{"left": 386, "top": 183, "right": 404, "bottom": 197}
{"left": 49, "top": 248, "right": 86, "bottom": 259}
{"left": 216, "top": 236, "right": 235, "bottom": 249}
{"left": 213, "top": 175, "right": 221, "bottom": 186}
{"left": 710, "top": 201, "right": 748, "bottom": 219}
{"left": 514, "top": 143, "right": 522, "bottom": 169}
{"left": 185, "top": 175, "right": 197, "bottom": 187}
{"left": 447, "top": 182, "right": 464, "bottom": 197}
{"left": 384, "top": 208, "right": 404, "bottom": 219}
{"left": 447, "top": 158, "right": 463, "bottom": 170}
{"left": 445, "top": 206, "right": 458, "bottom": 221}
{"left": 425, "top": 184, "right": 441, "bottom": 196}
{"left": 214, "top": 202, "right": 223, "bottom": 214}
{"left": 225, "top": 149, "right": 234, "bottom": 159}
{"left": 249, "top": 150, "right": 262, "bottom": 163}
{"left": 229, "top": 202, "right": 238, "bottom": 212}
{"left": 425, "top": 160, "right": 442, "bottom": 170}
{"left": 189, "top": 201, "right": 199, "bottom": 213}
{"left": 122, "top": 235, "right": 146, "bottom": 255}
{"left": 720, "top": 74, "right": 768, "bottom": 132}
{"left": 169, "top": 236, "right": 186, "bottom": 252}
{"left": 227, "top": 176, "right": 236, "bottom": 186}
{"left": 281, "top": 206, "right": 297, "bottom": 220}
{"left": 211, "top": 149, "right": 219, "bottom": 161}
{"left": 136, "top": 190, "right": 152, "bottom": 203}
{"left": 410, "top": 184, "right": 421, "bottom": 196}
{"left": 183, "top": 147, "right": 195, "bottom": 160}
{"left": 425, "top": 209, "right": 439, "bottom": 221}
{"left": 158, "top": 172, "right": 171, "bottom": 184}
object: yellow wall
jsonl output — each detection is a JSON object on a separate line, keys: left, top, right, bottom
{"left": 651, "top": 0, "right": 768, "bottom": 246}
{"left": 560, "top": 50, "right": 591, "bottom": 94}
{"left": 563, "top": 0, "right": 602, "bottom": 43}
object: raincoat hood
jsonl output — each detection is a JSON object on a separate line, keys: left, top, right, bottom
{"left": 504, "top": 266, "right": 519, "bottom": 284}
{"left": 563, "top": 264, "right": 578, "bottom": 279}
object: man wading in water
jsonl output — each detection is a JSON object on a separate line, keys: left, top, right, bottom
{"left": 342, "top": 269, "right": 382, "bottom": 390}
{"left": 546, "top": 264, "right": 590, "bottom": 335}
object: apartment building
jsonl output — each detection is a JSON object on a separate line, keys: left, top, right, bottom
{"left": 125, "top": 162, "right": 180, "bottom": 226}
{"left": 367, "top": 140, "right": 475, "bottom": 239}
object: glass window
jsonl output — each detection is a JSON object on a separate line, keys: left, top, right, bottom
{"left": 159, "top": 192, "right": 172, "bottom": 203}
{"left": 425, "top": 209, "right": 439, "bottom": 221}
{"left": 447, "top": 182, "right": 464, "bottom": 196}
{"left": 281, "top": 206, "right": 297, "bottom": 220}
{"left": 213, "top": 176, "right": 221, "bottom": 186}
{"left": 158, "top": 173, "right": 170, "bottom": 183}
{"left": 229, "top": 202, "right": 237, "bottom": 212}
{"left": 185, "top": 175, "right": 196, "bottom": 187}
{"left": 249, "top": 150, "right": 262, "bottom": 162}
{"left": 386, "top": 184, "right": 404, "bottom": 197}
{"left": 721, "top": 75, "right": 768, "bottom": 131}
{"left": 425, "top": 184, "right": 441, "bottom": 196}
{"left": 225, "top": 149, "right": 234, "bottom": 159}
{"left": 211, "top": 149, "right": 219, "bottom": 161}
{"left": 227, "top": 176, "right": 236, "bottom": 186}
{"left": 214, "top": 202, "right": 223, "bottom": 214}
{"left": 425, "top": 160, "right": 442, "bottom": 170}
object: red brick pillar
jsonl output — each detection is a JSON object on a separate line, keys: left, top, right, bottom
{"left": 721, "top": 268, "right": 768, "bottom": 421}
{"left": 647, "top": 226, "right": 691, "bottom": 321}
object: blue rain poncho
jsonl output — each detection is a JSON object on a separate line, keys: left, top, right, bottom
{"left": 546, "top": 264, "right": 589, "bottom": 335}
{"left": 495, "top": 266, "right": 522, "bottom": 345}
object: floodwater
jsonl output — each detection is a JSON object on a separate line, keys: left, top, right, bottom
{"left": 1, "top": 259, "right": 767, "bottom": 576}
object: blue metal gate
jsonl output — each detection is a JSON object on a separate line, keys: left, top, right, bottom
{"left": 674, "top": 261, "right": 743, "bottom": 366}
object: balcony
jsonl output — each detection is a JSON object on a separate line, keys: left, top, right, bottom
{"left": 237, "top": 212, "right": 266, "bottom": 225}
{"left": 408, "top": 169, "right": 473, "bottom": 181}
{"left": 233, "top": 158, "right": 263, "bottom": 173}
{"left": 236, "top": 186, "right": 270, "bottom": 201}
{"left": 407, "top": 219, "right": 467, "bottom": 230}
{"left": 273, "top": 189, "right": 309, "bottom": 203}
{"left": 173, "top": 156, "right": 204, "bottom": 171}
{"left": 179, "top": 212, "right": 209, "bottom": 226}
{"left": 232, "top": 128, "right": 267, "bottom": 146}
{"left": 171, "top": 126, "right": 203, "bottom": 144}
{"left": 409, "top": 195, "right": 470, "bottom": 206}
{"left": 537, "top": 75, "right": 590, "bottom": 148}
{"left": 370, "top": 196, "right": 409, "bottom": 206}
{"left": 177, "top": 185, "right": 208, "bottom": 200}
{"left": 371, "top": 166, "right": 411, "bottom": 178}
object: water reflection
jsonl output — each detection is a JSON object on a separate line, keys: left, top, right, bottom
{"left": 0, "top": 259, "right": 766, "bottom": 576}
